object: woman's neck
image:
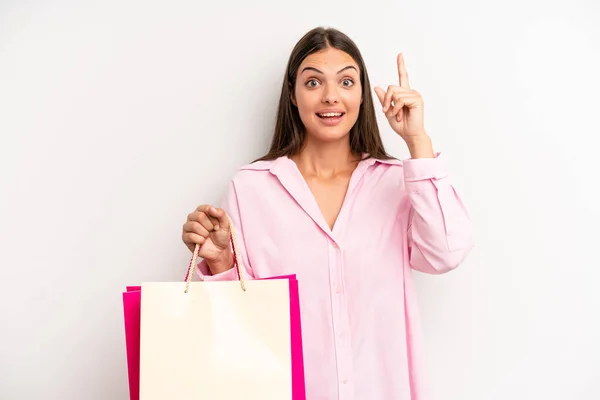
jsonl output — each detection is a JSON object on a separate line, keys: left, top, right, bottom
{"left": 291, "top": 136, "right": 360, "bottom": 178}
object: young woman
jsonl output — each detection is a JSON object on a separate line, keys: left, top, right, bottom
{"left": 181, "top": 27, "right": 473, "bottom": 400}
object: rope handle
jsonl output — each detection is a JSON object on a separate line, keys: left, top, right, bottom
{"left": 184, "top": 215, "right": 246, "bottom": 293}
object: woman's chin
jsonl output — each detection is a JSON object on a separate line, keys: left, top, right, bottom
{"left": 305, "top": 124, "right": 354, "bottom": 142}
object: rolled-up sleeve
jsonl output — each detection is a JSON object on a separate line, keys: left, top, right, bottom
{"left": 403, "top": 152, "right": 474, "bottom": 274}
{"left": 195, "top": 179, "right": 255, "bottom": 281}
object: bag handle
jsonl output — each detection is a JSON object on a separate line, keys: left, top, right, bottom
{"left": 184, "top": 215, "right": 246, "bottom": 293}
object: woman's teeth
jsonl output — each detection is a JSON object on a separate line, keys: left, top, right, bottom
{"left": 318, "top": 112, "right": 344, "bottom": 118}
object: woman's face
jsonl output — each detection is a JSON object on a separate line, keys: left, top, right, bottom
{"left": 293, "top": 47, "right": 362, "bottom": 144}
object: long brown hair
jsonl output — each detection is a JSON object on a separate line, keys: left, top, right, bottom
{"left": 255, "top": 27, "right": 393, "bottom": 162}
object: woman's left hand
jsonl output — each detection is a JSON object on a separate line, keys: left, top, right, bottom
{"left": 375, "top": 54, "right": 433, "bottom": 157}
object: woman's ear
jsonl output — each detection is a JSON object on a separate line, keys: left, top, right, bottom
{"left": 291, "top": 92, "right": 297, "bottom": 107}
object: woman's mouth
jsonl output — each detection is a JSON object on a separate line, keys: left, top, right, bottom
{"left": 316, "top": 112, "right": 345, "bottom": 126}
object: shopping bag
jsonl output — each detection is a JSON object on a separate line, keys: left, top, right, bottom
{"left": 122, "top": 219, "right": 306, "bottom": 400}
{"left": 122, "top": 286, "right": 142, "bottom": 400}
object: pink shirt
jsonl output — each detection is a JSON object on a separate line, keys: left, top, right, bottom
{"left": 196, "top": 152, "right": 474, "bottom": 400}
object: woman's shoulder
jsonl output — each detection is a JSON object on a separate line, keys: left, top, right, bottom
{"left": 237, "top": 159, "right": 276, "bottom": 172}
{"left": 235, "top": 155, "right": 287, "bottom": 173}
{"left": 226, "top": 156, "right": 287, "bottom": 186}
{"left": 360, "top": 154, "right": 405, "bottom": 171}
{"left": 370, "top": 156, "right": 404, "bottom": 166}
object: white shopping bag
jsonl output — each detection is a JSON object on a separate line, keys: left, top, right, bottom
{"left": 137, "top": 222, "right": 305, "bottom": 400}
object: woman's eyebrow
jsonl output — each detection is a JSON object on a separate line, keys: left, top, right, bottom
{"left": 300, "top": 65, "right": 358, "bottom": 75}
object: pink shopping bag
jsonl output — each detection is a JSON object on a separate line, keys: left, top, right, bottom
{"left": 122, "top": 286, "right": 142, "bottom": 400}
{"left": 122, "top": 226, "right": 306, "bottom": 399}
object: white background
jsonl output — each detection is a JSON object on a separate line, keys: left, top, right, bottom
{"left": 1, "top": 0, "right": 599, "bottom": 399}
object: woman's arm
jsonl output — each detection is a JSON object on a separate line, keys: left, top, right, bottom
{"left": 402, "top": 152, "right": 474, "bottom": 274}
{"left": 196, "top": 180, "right": 255, "bottom": 281}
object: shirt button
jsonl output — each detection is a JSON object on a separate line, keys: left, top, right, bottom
{"left": 335, "top": 287, "right": 342, "bottom": 294}
{"left": 342, "top": 379, "right": 348, "bottom": 384}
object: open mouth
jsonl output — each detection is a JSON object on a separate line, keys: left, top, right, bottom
{"left": 316, "top": 112, "right": 345, "bottom": 119}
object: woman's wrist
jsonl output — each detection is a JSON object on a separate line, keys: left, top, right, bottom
{"left": 207, "top": 249, "right": 234, "bottom": 275}
{"left": 405, "top": 135, "right": 434, "bottom": 159}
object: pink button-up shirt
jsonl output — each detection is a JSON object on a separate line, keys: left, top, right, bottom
{"left": 196, "top": 152, "right": 474, "bottom": 400}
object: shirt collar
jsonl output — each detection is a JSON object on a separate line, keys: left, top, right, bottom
{"left": 238, "top": 153, "right": 402, "bottom": 173}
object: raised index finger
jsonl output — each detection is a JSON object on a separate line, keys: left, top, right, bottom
{"left": 397, "top": 53, "right": 410, "bottom": 89}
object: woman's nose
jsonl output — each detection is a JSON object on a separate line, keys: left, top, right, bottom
{"left": 322, "top": 85, "right": 339, "bottom": 104}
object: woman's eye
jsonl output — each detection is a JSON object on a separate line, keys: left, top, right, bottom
{"left": 342, "top": 78, "right": 354, "bottom": 87}
{"left": 306, "top": 79, "right": 319, "bottom": 88}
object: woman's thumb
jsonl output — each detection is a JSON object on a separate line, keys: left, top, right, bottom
{"left": 207, "top": 206, "right": 230, "bottom": 231}
{"left": 374, "top": 86, "right": 385, "bottom": 107}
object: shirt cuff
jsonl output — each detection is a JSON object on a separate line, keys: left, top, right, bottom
{"left": 403, "top": 152, "right": 451, "bottom": 192}
{"left": 196, "top": 259, "right": 239, "bottom": 281}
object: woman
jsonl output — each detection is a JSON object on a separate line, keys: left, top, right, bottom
{"left": 181, "top": 27, "right": 473, "bottom": 400}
